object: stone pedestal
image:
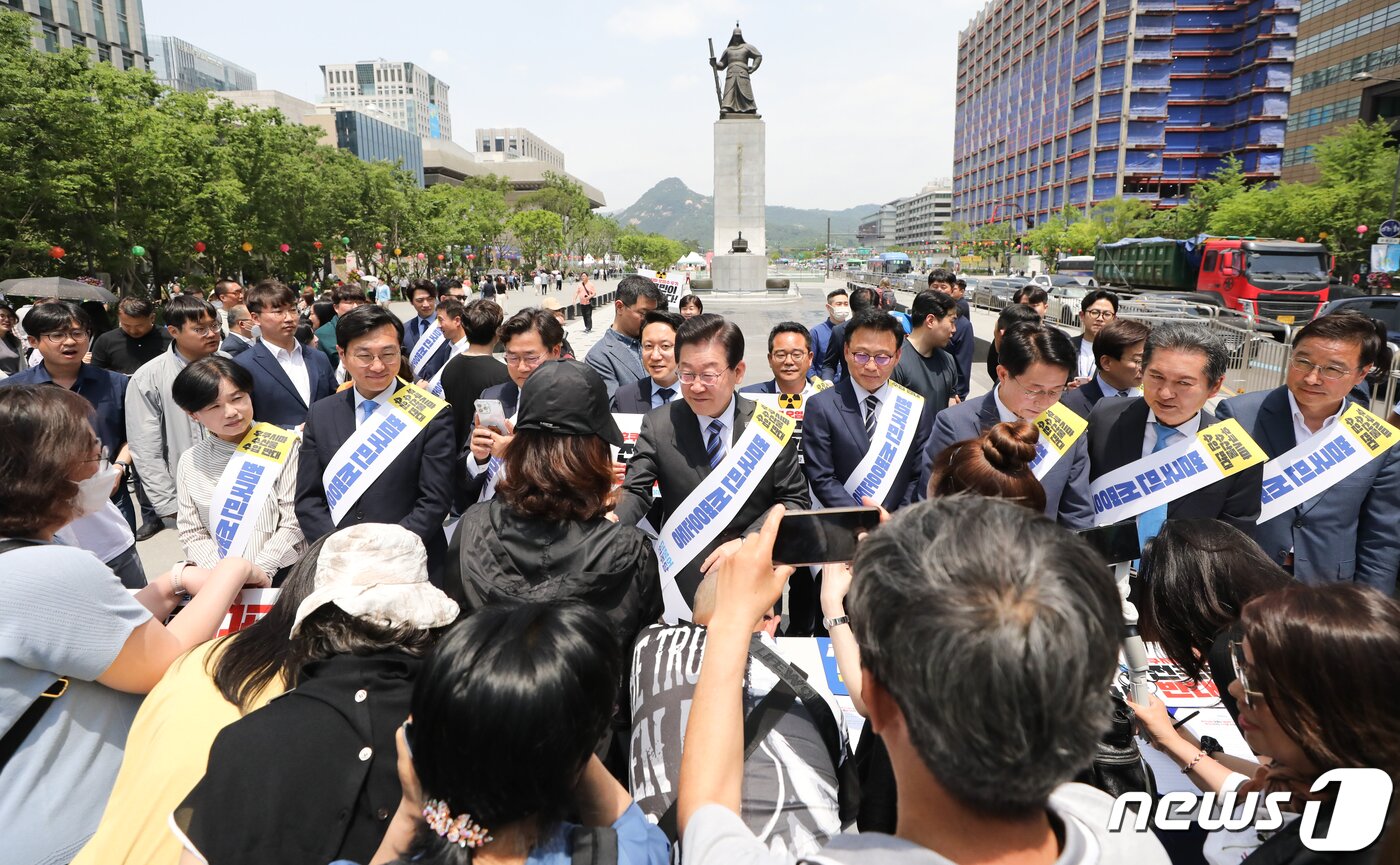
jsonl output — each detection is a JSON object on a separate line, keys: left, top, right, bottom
{"left": 712, "top": 116, "right": 766, "bottom": 293}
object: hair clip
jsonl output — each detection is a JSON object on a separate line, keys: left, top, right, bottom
{"left": 423, "top": 798, "right": 493, "bottom": 849}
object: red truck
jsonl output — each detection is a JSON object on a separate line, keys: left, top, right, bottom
{"left": 1095, "top": 236, "right": 1332, "bottom": 324}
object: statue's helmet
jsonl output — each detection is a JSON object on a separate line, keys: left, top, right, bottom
{"left": 729, "top": 21, "right": 743, "bottom": 45}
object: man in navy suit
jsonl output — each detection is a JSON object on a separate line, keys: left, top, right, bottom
{"left": 611, "top": 310, "right": 683, "bottom": 413}
{"left": 803, "top": 311, "right": 932, "bottom": 510}
{"left": 236, "top": 281, "right": 336, "bottom": 429}
{"left": 1085, "top": 323, "right": 1264, "bottom": 543}
{"left": 1060, "top": 318, "right": 1149, "bottom": 420}
{"left": 403, "top": 278, "right": 452, "bottom": 381}
{"left": 920, "top": 321, "right": 1096, "bottom": 529}
{"left": 295, "top": 304, "right": 456, "bottom": 578}
{"left": 1217, "top": 312, "right": 1400, "bottom": 592}
{"left": 218, "top": 305, "right": 256, "bottom": 357}
{"left": 740, "top": 321, "right": 821, "bottom": 399}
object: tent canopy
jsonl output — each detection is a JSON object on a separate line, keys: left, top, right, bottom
{"left": 676, "top": 251, "right": 706, "bottom": 266}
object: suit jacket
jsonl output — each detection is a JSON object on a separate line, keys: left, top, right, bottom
{"left": 801, "top": 378, "right": 932, "bottom": 510}
{"left": 617, "top": 395, "right": 809, "bottom": 604}
{"left": 819, "top": 322, "right": 848, "bottom": 382}
{"left": 738, "top": 379, "right": 780, "bottom": 395}
{"left": 402, "top": 315, "right": 436, "bottom": 354}
{"left": 1216, "top": 387, "right": 1400, "bottom": 592}
{"left": 1086, "top": 396, "right": 1263, "bottom": 531}
{"left": 918, "top": 390, "right": 1096, "bottom": 530}
{"left": 220, "top": 334, "right": 253, "bottom": 357}
{"left": 611, "top": 377, "right": 679, "bottom": 413}
{"left": 295, "top": 382, "right": 456, "bottom": 579}
{"left": 1059, "top": 377, "right": 1106, "bottom": 420}
{"left": 236, "top": 340, "right": 337, "bottom": 429}
{"left": 413, "top": 341, "right": 451, "bottom": 382}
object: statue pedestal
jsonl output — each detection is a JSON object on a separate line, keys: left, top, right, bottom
{"left": 712, "top": 116, "right": 766, "bottom": 293}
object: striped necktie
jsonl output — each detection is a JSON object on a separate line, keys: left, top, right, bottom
{"left": 863, "top": 395, "right": 880, "bottom": 441}
{"left": 706, "top": 419, "right": 726, "bottom": 469}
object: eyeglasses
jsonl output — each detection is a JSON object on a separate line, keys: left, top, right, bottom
{"left": 504, "top": 352, "right": 545, "bottom": 367}
{"left": 678, "top": 370, "right": 729, "bottom": 386}
{"left": 349, "top": 350, "right": 401, "bottom": 366}
{"left": 42, "top": 328, "right": 91, "bottom": 343}
{"left": 1011, "top": 377, "right": 1066, "bottom": 400}
{"left": 181, "top": 324, "right": 220, "bottom": 337}
{"left": 1290, "top": 356, "right": 1357, "bottom": 382}
{"left": 770, "top": 350, "right": 809, "bottom": 362}
{"left": 1229, "top": 639, "right": 1265, "bottom": 709}
{"left": 850, "top": 352, "right": 895, "bottom": 367}
{"left": 1084, "top": 309, "right": 1116, "bottom": 320}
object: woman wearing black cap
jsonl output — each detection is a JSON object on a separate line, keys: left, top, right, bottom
{"left": 446, "top": 359, "right": 662, "bottom": 654}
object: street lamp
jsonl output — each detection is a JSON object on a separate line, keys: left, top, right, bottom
{"left": 1351, "top": 71, "right": 1400, "bottom": 219}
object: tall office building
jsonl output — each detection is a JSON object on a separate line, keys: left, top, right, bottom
{"left": 1282, "top": 0, "right": 1400, "bottom": 181}
{"left": 7, "top": 0, "right": 148, "bottom": 70}
{"left": 475, "top": 128, "right": 564, "bottom": 168}
{"left": 895, "top": 181, "right": 956, "bottom": 249}
{"left": 954, "top": 0, "right": 1296, "bottom": 228}
{"left": 321, "top": 59, "right": 451, "bottom": 140}
{"left": 149, "top": 35, "right": 255, "bottom": 93}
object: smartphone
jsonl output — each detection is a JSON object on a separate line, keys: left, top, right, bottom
{"left": 772, "top": 507, "right": 882, "bottom": 567}
{"left": 1077, "top": 522, "right": 1140, "bottom": 565}
{"left": 474, "top": 399, "right": 511, "bottom": 436}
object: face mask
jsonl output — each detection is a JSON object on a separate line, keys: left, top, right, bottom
{"left": 74, "top": 465, "right": 118, "bottom": 519}
{"left": 831, "top": 307, "right": 852, "bottom": 322}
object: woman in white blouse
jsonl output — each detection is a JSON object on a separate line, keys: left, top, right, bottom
{"left": 172, "top": 356, "right": 304, "bottom": 584}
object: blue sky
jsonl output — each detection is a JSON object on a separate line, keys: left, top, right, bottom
{"left": 144, "top": 0, "right": 989, "bottom": 210}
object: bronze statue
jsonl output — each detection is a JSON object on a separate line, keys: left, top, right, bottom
{"left": 708, "top": 23, "right": 762, "bottom": 117}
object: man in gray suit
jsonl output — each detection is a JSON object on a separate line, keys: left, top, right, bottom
{"left": 1216, "top": 312, "right": 1400, "bottom": 593}
{"left": 616, "top": 313, "right": 809, "bottom": 606}
{"left": 586, "top": 274, "right": 662, "bottom": 398}
{"left": 917, "top": 321, "right": 1095, "bottom": 529}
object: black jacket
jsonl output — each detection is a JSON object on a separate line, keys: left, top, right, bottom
{"left": 175, "top": 651, "right": 420, "bottom": 865}
{"left": 448, "top": 500, "right": 663, "bottom": 650}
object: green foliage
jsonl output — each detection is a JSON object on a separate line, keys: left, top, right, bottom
{"left": 615, "top": 228, "right": 689, "bottom": 270}
{"left": 504, "top": 209, "right": 564, "bottom": 268}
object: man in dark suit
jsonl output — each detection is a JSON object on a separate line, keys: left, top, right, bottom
{"left": 1216, "top": 312, "right": 1400, "bottom": 592}
{"left": 617, "top": 313, "right": 809, "bottom": 606}
{"left": 295, "top": 304, "right": 456, "bottom": 578}
{"left": 237, "top": 282, "right": 336, "bottom": 429}
{"left": 1061, "top": 318, "right": 1150, "bottom": 420}
{"left": 1086, "top": 323, "right": 1264, "bottom": 545}
{"left": 463, "top": 308, "right": 565, "bottom": 504}
{"left": 919, "top": 321, "right": 1096, "bottom": 529}
{"left": 219, "top": 304, "right": 256, "bottom": 357}
{"left": 803, "top": 310, "right": 932, "bottom": 510}
{"left": 740, "top": 321, "right": 820, "bottom": 400}
{"left": 610, "top": 310, "right": 683, "bottom": 413}
{"left": 402, "top": 279, "right": 439, "bottom": 354}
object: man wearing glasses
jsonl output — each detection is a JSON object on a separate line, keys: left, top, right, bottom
{"left": 462, "top": 308, "right": 564, "bottom": 503}
{"left": 1072, "top": 289, "right": 1121, "bottom": 381}
{"left": 616, "top": 313, "right": 808, "bottom": 608}
{"left": 1086, "top": 323, "right": 1263, "bottom": 544}
{"left": 739, "top": 321, "right": 819, "bottom": 399}
{"left": 921, "top": 321, "right": 1096, "bottom": 529}
{"left": 803, "top": 310, "right": 932, "bottom": 511}
{"left": 1217, "top": 312, "right": 1400, "bottom": 592}
{"left": 125, "top": 295, "right": 226, "bottom": 538}
{"left": 295, "top": 304, "right": 456, "bottom": 577}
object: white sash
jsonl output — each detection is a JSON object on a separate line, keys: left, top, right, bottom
{"left": 409, "top": 321, "right": 445, "bottom": 376}
{"left": 654, "top": 403, "right": 796, "bottom": 623}
{"left": 208, "top": 423, "right": 299, "bottom": 560}
{"left": 322, "top": 385, "right": 449, "bottom": 525}
{"left": 1091, "top": 419, "right": 1266, "bottom": 526}
{"left": 1258, "top": 403, "right": 1398, "bottom": 523}
{"left": 1029, "top": 402, "right": 1088, "bottom": 481}
{"left": 425, "top": 339, "right": 467, "bottom": 397}
{"left": 843, "top": 382, "right": 925, "bottom": 506}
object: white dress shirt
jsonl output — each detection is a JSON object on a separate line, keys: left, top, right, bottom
{"left": 267, "top": 339, "right": 311, "bottom": 406}
{"left": 1077, "top": 338, "right": 1097, "bottom": 379}
{"left": 1286, "top": 389, "right": 1344, "bottom": 446}
{"left": 650, "top": 376, "right": 680, "bottom": 410}
{"left": 696, "top": 395, "right": 739, "bottom": 463}
{"left": 1141, "top": 407, "right": 1203, "bottom": 459}
{"left": 992, "top": 385, "right": 1019, "bottom": 423}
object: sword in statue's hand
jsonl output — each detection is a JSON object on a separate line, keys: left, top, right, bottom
{"left": 707, "top": 38, "right": 724, "bottom": 113}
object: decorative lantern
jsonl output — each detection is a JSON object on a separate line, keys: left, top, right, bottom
{"left": 393, "top": 247, "right": 402, "bottom": 256}
{"left": 437, "top": 254, "right": 445, "bottom": 261}
{"left": 417, "top": 252, "right": 427, "bottom": 260}
{"left": 340, "top": 236, "right": 351, "bottom": 246}
{"left": 279, "top": 243, "right": 291, "bottom": 254}
{"left": 49, "top": 245, "right": 65, "bottom": 259}
{"left": 131, "top": 245, "right": 145, "bottom": 256}
{"left": 241, "top": 241, "right": 253, "bottom": 253}
{"left": 313, "top": 240, "right": 323, "bottom": 250}
{"left": 374, "top": 242, "right": 384, "bottom": 250}
{"left": 1358, "top": 225, "right": 1369, "bottom": 235}
{"left": 194, "top": 241, "right": 206, "bottom": 253}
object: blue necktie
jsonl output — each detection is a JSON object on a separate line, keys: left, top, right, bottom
{"left": 706, "top": 419, "right": 726, "bottom": 469}
{"left": 359, "top": 400, "right": 378, "bottom": 426}
{"left": 1136, "top": 422, "right": 1179, "bottom": 548}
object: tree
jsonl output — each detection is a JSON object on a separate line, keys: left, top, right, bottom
{"left": 615, "top": 228, "right": 687, "bottom": 271}
{"left": 504, "top": 209, "right": 564, "bottom": 269}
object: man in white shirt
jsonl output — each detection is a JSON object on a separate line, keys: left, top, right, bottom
{"left": 676, "top": 499, "right": 1170, "bottom": 865}
{"left": 1073, "top": 289, "right": 1120, "bottom": 379}
{"left": 236, "top": 281, "right": 336, "bottom": 429}
{"left": 418, "top": 299, "right": 470, "bottom": 396}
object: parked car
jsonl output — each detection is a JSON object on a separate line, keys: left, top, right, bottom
{"left": 1318, "top": 295, "right": 1400, "bottom": 344}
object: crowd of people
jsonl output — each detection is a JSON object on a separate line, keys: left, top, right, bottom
{"left": 1, "top": 266, "right": 1399, "bottom": 865}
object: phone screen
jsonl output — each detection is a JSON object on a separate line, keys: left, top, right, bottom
{"left": 772, "top": 507, "right": 882, "bottom": 567}
{"left": 1076, "top": 522, "right": 1140, "bottom": 565}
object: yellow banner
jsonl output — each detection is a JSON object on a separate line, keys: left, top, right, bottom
{"left": 389, "top": 383, "right": 449, "bottom": 428}
{"left": 237, "top": 422, "right": 298, "bottom": 463}
{"left": 748, "top": 401, "right": 797, "bottom": 446}
{"left": 1036, "top": 402, "right": 1088, "bottom": 457}
{"left": 1339, "top": 402, "right": 1398, "bottom": 457}
{"left": 1198, "top": 418, "right": 1266, "bottom": 476}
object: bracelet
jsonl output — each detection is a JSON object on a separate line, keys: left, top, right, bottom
{"left": 1181, "top": 750, "right": 1207, "bottom": 774}
{"left": 170, "top": 560, "right": 191, "bottom": 598}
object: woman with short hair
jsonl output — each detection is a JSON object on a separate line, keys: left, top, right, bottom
{"left": 679, "top": 294, "right": 704, "bottom": 319}
{"left": 0, "top": 385, "right": 266, "bottom": 865}
{"left": 172, "top": 356, "right": 305, "bottom": 585}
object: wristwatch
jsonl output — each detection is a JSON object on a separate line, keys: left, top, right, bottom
{"left": 113, "top": 459, "right": 129, "bottom": 473}
{"left": 1200, "top": 735, "right": 1224, "bottom": 757}
{"left": 822, "top": 615, "right": 851, "bottom": 630}
{"left": 170, "top": 560, "right": 193, "bottom": 599}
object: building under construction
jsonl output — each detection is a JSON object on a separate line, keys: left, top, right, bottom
{"left": 953, "top": 0, "right": 1297, "bottom": 228}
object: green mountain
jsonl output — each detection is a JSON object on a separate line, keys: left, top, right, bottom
{"left": 611, "top": 177, "right": 877, "bottom": 253}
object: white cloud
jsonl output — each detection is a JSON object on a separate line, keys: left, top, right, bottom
{"left": 606, "top": 3, "right": 702, "bottom": 40}
{"left": 428, "top": 48, "right": 453, "bottom": 67}
{"left": 546, "top": 75, "right": 626, "bottom": 101}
